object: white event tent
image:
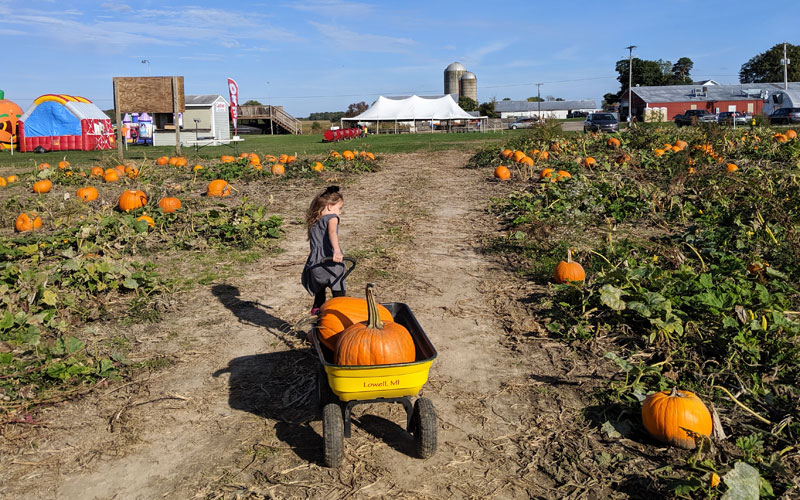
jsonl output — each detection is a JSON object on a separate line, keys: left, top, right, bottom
{"left": 341, "top": 95, "right": 487, "bottom": 133}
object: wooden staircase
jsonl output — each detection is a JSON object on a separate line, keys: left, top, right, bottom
{"left": 237, "top": 105, "right": 302, "bottom": 135}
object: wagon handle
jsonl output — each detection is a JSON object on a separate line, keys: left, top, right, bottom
{"left": 320, "top": 256, "right": 356, "bottom": 281}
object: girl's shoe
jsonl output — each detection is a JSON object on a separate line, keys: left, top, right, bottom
{"left": 310, "top": 307, "right": 320, "bottom": 315}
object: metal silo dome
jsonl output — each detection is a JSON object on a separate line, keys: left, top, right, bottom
{"left": 460, "top": 72, "right": 477, "bottom": 102}
{"left": 460, "top": 71, "right": 476, "bottom": 79}
{"left": 445, "top": 62, "right": 466, "bottom": 72}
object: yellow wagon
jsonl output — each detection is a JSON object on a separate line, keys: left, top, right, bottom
{"left": 313, "top": 301, "right": 438, "bottom": 467}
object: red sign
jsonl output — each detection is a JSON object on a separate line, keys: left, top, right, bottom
{"left": 227, "top": 78, "right": 239, "bottom": 135}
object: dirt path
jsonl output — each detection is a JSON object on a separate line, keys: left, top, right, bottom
{"left": 2, "top": 152, "right": 617, "bottom": 499}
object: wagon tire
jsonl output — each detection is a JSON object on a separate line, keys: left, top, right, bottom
{"left": 322, "top": 403, "right": 344, "bottom": 467}
{"left": 411, "top": 397, "right": 437, "bottom": 459}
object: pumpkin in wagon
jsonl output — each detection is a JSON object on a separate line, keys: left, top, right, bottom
{"left": 641, "top": 388, "right": 712, "bottom": 449}
{"left": 334, "top": 284, "right": 415, "bottom": 366}
{"left": 316, "top": 294, "right": 395, "bottom": 351}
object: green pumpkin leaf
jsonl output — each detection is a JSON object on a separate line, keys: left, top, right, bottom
{"left": 721, "top": 462, "right": 760, "bottom": 500}
{"left": 41, "top": 289, "right": 58, "bottom": 306}
{"left": 122, "top": 278, "right": 139, "bottom": 290}
{"left": 600, "top": 284, "right": 626, "bottom": 311}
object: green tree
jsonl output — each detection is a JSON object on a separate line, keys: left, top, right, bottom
{"left": 740, "top": 43, "right": 800, "bottom": 83}
{"left": 311, "top": 121, "right": 322, "bottom": 133}
{"left": 502, "top": 97, "right": 511, "bottom": 101}
{"left": 344, "top": 101, "right": 369, "bottom": 118}
{"left": 479, "top": 99, "right": 497, "bottom": 118}
{"left": 458, "top": 95, "right": 478, "bottom": 111}
{"left": 241, "top": 100, "right": 263, "bottom": 106}
{"left": 671, "top": 57, "right": 694, "bottom": 83}
{"left": 527, "top": 96, "right": 544, "bottom": 102}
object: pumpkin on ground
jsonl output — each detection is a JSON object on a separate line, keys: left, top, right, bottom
{"left": 333, "top": 284, "right": 416, "bottom": 366}
{"left": 104, "top": 170, "right": 119, "bottom": 183}
{"left": 553, "top": 249, "right": 585, "bottom": 283}
{"left": 6, "top": 175, "right": 17, "bottom": 183}
{"left": 641, "top": 388, "right": 712, "bottom": 449}
{"left": 500, "top": 149, "right": 513, "bottom": 159}
{"left": 540, "top": 168, "right": 554, "bottom": 180}
{"left": 124, "top": 166, "right": 139, "bottom": 178}
{"left": 675, "top": 140, "right": 689, "bottom": 150}
{"left": 582, "top": 157, "right": 596, "bottom": 167}
{"left": 159, "top": 197, "right": 181, "bottom": 213}
{"left": 38, "top": 163, "right": 51, "bottom": 170}
{"left": 286, "top": 155, "right": 297, "bottom": 163}
{"left": 58, "top": 160, "right": 70, "bottom": 170}
{"left": 207, "top": 179, "right": 231, "bottom": 197}
{"left": 156, "top": 156, "right": 169, "bottom": 165}
{"left": 726, "top": 163, "right": 739, "bottom": 173}
{"left": 342, "top": 150, "right": 355, "bottom": 160}
{"left": 654, "top": 148, "right": 666, "bottom": 157}
{"left": 113, "top": 164, "right": 126, "bottom": 176}
{"left": 785, "top": 129, "right": 797, "bottom": 140}
{"left": 118, "top": 190, "right": 147, "bottom": 211}
{"left": 90, "top": 166, "right": 104, "bottom": 177}
{"left": 519, "top": 156, "right": 534, "bottom": 167}
{"left": 774, "top": 133, "right": 788, "bottom": 143}
{"left": 311, "top": 161, "right": 324, "bottom": 172}
{"left": 556, "top": 170, "right": 572, "bottom": 181}
{"left": 33, "top": 179, "right": 52, "bottom": 193}
{"left": 136, "top": 215, "right": 155, "bottom": 228}
{"left": 271, "top": 163, "right": 285, "bottom": 176}
{"left": 512, "top": 150, "right": 526, "bottom": 163}
{"left": 316, "top": 294, "right": 395, "bottom": 351}
{"left": 15, "top": 213, "right": 42, "bottom": 232}
{"left": 494, "top": 165, "right": 511, "bottom": 181}
{"left": 220, "top": 155, "right": 235, "bottom": 163}
{"left": 0, "top": 177, "right": 6, "bottom": 187}
{"left": 76, "top": 186, "right": 99, "bottom": 202}
{"left": 616, "top": 153, "right": 631, "bottom": 165}
{"left": 264, "top": 154, "right": 277, "bottom": 163}
{"left": 278, "top": 154, "right": 289, "bottom": 163}
{"left": 607, "top": 137, "right": 621, "bottom": 148}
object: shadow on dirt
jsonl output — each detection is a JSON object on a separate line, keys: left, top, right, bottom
{"left": 213, "top": 350, "right": 323, "bottom": 463}
{"left": 354, "top": 414, "right": 415, "bottom": 456}
{"left": 211, "top": 284, "right": 299, "bottom": 349}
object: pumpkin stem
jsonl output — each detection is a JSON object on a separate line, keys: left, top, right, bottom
{"left": 670, "top": 387, "right": 679, "bottom": 397}
{"left": 567, "top": 248, "right": 573, "bottom": 263}
{"left": 365, "top": 283, "right": 383, "bottom": 330}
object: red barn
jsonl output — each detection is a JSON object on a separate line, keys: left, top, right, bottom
{"left": 620, "top": 83, "right": 787, "bottom": 122}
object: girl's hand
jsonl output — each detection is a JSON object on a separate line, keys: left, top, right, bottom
{"left": 333, "top": 250, "right": 343, "bottom": 263}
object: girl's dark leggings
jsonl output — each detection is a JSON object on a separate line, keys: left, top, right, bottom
{"left": 313, "top": 288, "right": 345, "bottom": 309}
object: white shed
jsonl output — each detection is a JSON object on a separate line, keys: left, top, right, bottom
{"left": 153, "top": 94, "right": 230, "bottom": 146}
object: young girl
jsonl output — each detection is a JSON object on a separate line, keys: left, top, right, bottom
{"left": 302, "top": 186, "right": 346, "bottom": 314}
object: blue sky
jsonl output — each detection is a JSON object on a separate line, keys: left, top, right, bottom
{"left": 2, "top": 0, "right": 798, "bottom": 117}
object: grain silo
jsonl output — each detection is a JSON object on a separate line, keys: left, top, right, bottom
{"left": 460, "top": 72, "right": 477, "bottom": 102}
{"left": 444, "top": 62, "right": 466, "bottom": 98}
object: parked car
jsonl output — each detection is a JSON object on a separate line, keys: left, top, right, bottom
{"left": 769, "top": 107, "right": 800, "bottom": 125}
{"left": 717, "top": 111, "right": 749, "bottom": 126}
{"left": 583, "top": 113, "right": 618, "bottom": 133}
{"left": 508, "top": 117, "right": 539, "bottom": 130}
{"left": 674, "top": 109, "right": 715, "bottom": 127}
{"left": 567, "top": 111, "right": 588, "bottom": 118}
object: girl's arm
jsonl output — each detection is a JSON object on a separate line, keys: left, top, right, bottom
{"left": 327, "top": 217, "right": 343, "bottom": 263}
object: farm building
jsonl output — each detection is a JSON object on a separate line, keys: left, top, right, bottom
{"left": 622, "top": 82, "right": 800, "bottom": 122}
{"left": 17, "top": 94, "right": 114, "bottom": 152}
{"left": 494, "top": 100, "right": 597, "bottom": 119}
{"left": 152, "top": 94, "right": 230, "bottom": 146}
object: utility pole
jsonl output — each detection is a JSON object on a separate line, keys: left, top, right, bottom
{"left": 781, "top": 42, "right": 790, "bottom": 90}
{"left": 536, "top": 83, "right": 542, "bottom": 122}
{"left": 626, "top": 45, "right": 636, "bottom": 124}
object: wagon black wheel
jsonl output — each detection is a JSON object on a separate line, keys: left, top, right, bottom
{"left": 317, "top": 366, "right": 335, "bottom": 408}
{"left": 411, "top": 397, "right": 437, "bottom": 459}
{"left": 322, "top": 403, "right": 344, "bottom": 467}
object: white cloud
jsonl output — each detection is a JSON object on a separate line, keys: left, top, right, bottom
{"left": 101, "top": 3, "right": 131, "bottom": 12}
{"left": 310, "top": 21, "right": 416, "bottom": 53}
{"left": 288, "top": 0, "right": 374, "bottom": 17}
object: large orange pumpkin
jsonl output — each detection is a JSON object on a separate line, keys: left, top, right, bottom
{"left": 271, "top": 163, "right": 285, "bottom": 176}
{"left": 90, "top": 166, "right": 104, "bottom": 177}
{"left": 785, "top": 129, "right": 797, "bottom": 140}
{"left": 76, "top": 186, "right": 99, "bottom": 202}
{"left": 6, "top": 175, "right": 17, "bottom": 183}
{"left": 342, "top": 150, "right": 355, "bottom": 161}
{"left": 333, "top": 284, "right": 415, "bottom": 366}
{"left": 553, "top": 249, "right": 585, "bottom": 283}
{"left": 58, "top": 160, "right": 71, "bottom": 170}
{"left": 207, "top": 179, "right": 231, "bottom": 197}
{"left": 156, "top": 156, "right": 169, "bottom": 166}
{"left": 278, "top": 154, "right": 289, "bottom": 163}
{"left": 220, "top": 155, "right": 236, "bottom": 163}
{"left": 33, "top": 179, "right": 52, "bottom": 194}
{"left": 311, "top": 161, "right": 324, "bottom": 172}
{"left": 641, "top": 388, "right": 712, "bottom": 449}
{"left": 159, "top": 197, "right": 181, "bottom": 213}
{"left": 316, "top": 294, "right": 395, "bottom": 351}
{"left": 494, "top": 165, "right": 511, "bottom": 181}
{"left": 104, "top": 170, "right": 119, "bottom": 183}
{"left": 118, "top": 190, "right": 147, "bottom": 211}
{"left": 15, "top": 213, "right": 42, "bottom": 232}
{"left": 607, "top": 137, "right": 621, "bottom": 148}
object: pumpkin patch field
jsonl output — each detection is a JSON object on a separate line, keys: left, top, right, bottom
{"left": 472, "top": 123, "right": 800, "bottom": 497}
{"left": 0, "top": 128, "right": 798, "bottom": 498}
